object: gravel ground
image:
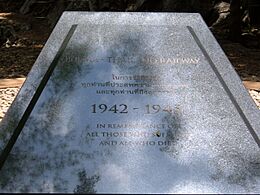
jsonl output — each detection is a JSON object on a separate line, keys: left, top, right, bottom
{"left": 249, "top": 89, "right": 260, "bottom": 108}
{"left": 0, "top": 87, "right": 260, "bottom": 123}
{"left": 0, "top": 87, "right": 20, "bottom": 122}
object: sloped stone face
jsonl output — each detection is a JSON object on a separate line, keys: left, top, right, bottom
{"left": 0, "top": 12, "right": 259, "bottom": 193}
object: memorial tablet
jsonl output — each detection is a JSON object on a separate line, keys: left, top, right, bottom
{"left": 0, "top": 12, "right": 259, "bottom": 193}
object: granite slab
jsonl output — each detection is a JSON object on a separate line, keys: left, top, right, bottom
{"left": 0, "top": 12, "right": 259, "bottom": 193}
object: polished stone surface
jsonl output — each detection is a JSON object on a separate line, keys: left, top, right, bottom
{"left": 0, "top": 12, "right": 259, "bottom": 193}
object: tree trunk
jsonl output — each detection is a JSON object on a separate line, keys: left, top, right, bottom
{"left": 19, "top": 0, "right": 36, "bottom": 14}
{"left": 229, "top": 0, "right": 241, "bottom": 41}
{"left": 248, "top": 0, "right": 260, "bottom": 25}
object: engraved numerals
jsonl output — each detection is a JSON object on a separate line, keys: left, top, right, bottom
{"left": 91, "top": 104, "right": 128, "bottom": 114}
{"left": 91, "top": 104, "right": 177, "bottom": 114}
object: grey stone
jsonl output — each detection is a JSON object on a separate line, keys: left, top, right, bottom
{"left": 0, "top": 12, "right": 259, "bottom": 193}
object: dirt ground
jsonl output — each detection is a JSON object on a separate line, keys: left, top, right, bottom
{"left": 0, "top": 12, "right": 260, "bottom": 82}
{"left": 219, "top": 38, "right": 260, "bottom": 82}
{"left": 0, "top": 13, "right": 49, "bottom": 79}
